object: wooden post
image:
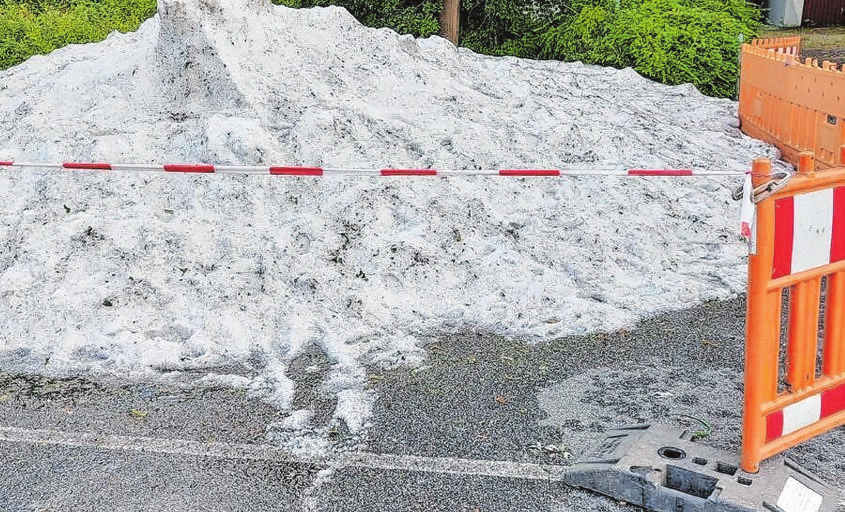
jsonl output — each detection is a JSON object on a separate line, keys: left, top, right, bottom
{"left": 441, "top": 0, "right": 460, "bottom": 45}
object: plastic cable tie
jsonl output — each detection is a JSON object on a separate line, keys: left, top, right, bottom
{"left": 740, "top": 174, "right": 757, "bottom": 254}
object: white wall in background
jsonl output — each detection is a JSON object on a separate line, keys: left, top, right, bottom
{"left": 769, "top": 0, "right": 806, "bottom": 27}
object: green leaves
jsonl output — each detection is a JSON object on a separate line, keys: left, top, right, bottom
{"left": 613, "top": 0, "right": 758, "bottom": 97}
{"left": 539, "top": 0, "right": 760, "bottom": 97}
{"left": 541, "top": 5, "right": 618, "bottom": 65}
{"left": 0, "top": 0, "right": 156, "bottom": 70}
{"left": 275, "top": 0, "right": 443, "bottom": 38}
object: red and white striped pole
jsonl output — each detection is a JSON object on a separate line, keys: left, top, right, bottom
{"left": 0, "top": 161, "right": 750, "bottom": 177}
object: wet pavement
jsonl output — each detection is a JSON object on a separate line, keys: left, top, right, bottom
{"left": 1, "top": 297, "right": 842, "bottom": 511}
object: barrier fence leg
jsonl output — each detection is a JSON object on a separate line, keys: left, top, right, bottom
{"left": 824, "top": 271, "right": 845, "bottom": 377}
{"left": 742, "top": 159, "right": 779, "bottom": 475}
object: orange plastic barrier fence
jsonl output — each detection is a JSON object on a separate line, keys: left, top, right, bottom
{"left": 739, "top": 38, "right": 845, "bottom": 170}
{"left": 749, "top": 36, "right": 801, "bottom": 55}
{"left": 748, "top": 36, "right": 802, "bottom": 53}
{"left": 742, "top": 156, "right": 845, "bottom": 473}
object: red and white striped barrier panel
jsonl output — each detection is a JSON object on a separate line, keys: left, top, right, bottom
{"left": 743, "top": 157, "right": 845, "bottom": 474}
{"left": 766, "top": 381, "right": 845, "bottom": 442}
{"left": 772, "top": 187, "right": 845, "bottom": 278}
{"left": 0, "top": 161, "right": 750, "bottom": 177}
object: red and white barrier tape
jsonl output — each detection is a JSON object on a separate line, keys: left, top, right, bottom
{"left": 3, "top": 160, "right": 769, "bottom": 239}
{"left": 0, "top": 161, "right": 750, "bottom": 177}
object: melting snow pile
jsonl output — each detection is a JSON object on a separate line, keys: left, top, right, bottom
{"left": 0, "top": 0, "right": 786, "bottom": 442}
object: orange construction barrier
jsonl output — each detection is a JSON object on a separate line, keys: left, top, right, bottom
{"left": 742, "top": 156, "right": 845, "bottom": 473}
{"left": 739, "top": 37, "right": 845, "bottom": 170}
{"left": 747, "top": 36, "right": 802, "bottom": 53}
{"left": 740, "top": 37, "right": 845, "bottom": 472}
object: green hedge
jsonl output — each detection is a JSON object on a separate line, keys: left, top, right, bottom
{"left": 0, "top": 0, "right": 761, "bottom": 98}
{"left": 538, "top": 0, "right": 761, "bottom": 97}
{"left": 0, "top": 0, "right": 155, "bottom": 71}
{"left": 273, "top": 0, "right": 761, "bottom": 98}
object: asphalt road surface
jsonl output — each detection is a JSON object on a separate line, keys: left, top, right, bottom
{"left": 1, "top": 296, "right": 842, "bottom": 511}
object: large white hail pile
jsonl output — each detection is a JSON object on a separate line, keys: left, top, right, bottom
{"left": 0, "top": 0, "right": 784, "bottom": 441}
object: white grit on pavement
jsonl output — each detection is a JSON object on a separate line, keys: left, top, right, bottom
{"left": 0, "top": 0, "right": 788, "bottom": 443}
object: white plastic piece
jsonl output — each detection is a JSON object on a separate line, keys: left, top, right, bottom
{"left": 739, "top": 174, "right": 756, "bottom": 253}
{"left": 781, "top": 394, "right": 823, "bottom": 436}
{"left": 792, "top": 189, "right": 834, "bottom": 274}
{"left": 777, "top": 477, "right": 824, "bottom": 512}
